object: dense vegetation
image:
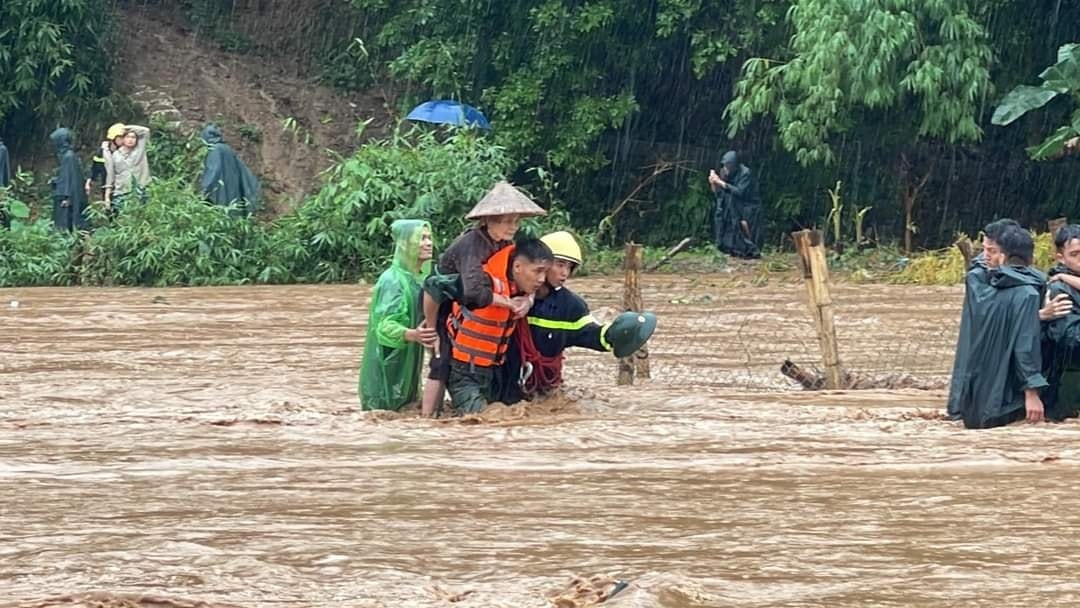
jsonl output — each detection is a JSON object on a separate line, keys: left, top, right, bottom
{"left": 0, "top": 126, "right": 576, "bottom": 286}
{"left": 2, "top": 0, "right": 1080, "bottom": 287}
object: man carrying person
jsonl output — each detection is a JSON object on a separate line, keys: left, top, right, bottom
{"left": 419, "top": 181, "right": 546, "bottom": 416}
{"left": 947, "top": 222, "right": 1049, "bottom": 428}
{"left": 443, "top": 237, "right": 554, "bottom": 415}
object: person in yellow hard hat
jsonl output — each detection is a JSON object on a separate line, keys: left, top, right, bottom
{"left": 492, "top": 230, "right": 657, "bottom": 405}
{"left": 85, "top": 123, "right": 126, "bottom": 208}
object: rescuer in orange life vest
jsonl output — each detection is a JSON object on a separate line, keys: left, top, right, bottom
{"left": 442, "top": 237, "right": 555, "bottom": 415}
{"left": 493, "top": 231, "right": 658, "bottom": 405}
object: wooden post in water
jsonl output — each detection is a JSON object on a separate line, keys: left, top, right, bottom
{"left": 618, "top": 243, "right": 650, "bottom": 385}
{"left": 792, "top": 230, "right": 843, "bottom": 389}
{"left": 1049, "top": 217, "right": 1068, "bottom": 235}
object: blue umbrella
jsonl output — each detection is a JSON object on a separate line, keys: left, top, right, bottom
{"left": 406, "top": 100, "right": 491, "bottom": 130}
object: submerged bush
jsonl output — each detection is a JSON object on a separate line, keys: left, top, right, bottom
{"left": 81, "top": 178, "right": 267, "bottom": 286}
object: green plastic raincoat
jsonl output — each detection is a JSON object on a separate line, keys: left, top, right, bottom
{"left": 200, "top": 124, "right": 261, "bottom": 215}
{"left": 359, "top": 220, "right": 432, "bottom": 411}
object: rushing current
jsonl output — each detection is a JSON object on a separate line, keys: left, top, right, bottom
{"left": 4, "top": 278, "right": 1078, "bottom": 607}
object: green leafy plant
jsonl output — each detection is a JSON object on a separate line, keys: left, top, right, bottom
{"left": 0, "top": 0, "right": 114, "bottom": 143}
{"left": 992, "top": 43, "right": 1080, "bottom": 159}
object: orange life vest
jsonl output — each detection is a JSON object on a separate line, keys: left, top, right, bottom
{"left": 447, "top": 245, "right": 517, "bottom": 368}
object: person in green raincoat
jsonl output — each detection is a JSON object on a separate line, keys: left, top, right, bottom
{"left": 48, "top": 128, "right": 88, "bottom": 231}
{"left": 947, "top": 223, "right": 1048, "bottom": 428}
{"left": 359, "top": 220, "right": 438, "bottom": 411}
{"left": 199, "top": 124, "right": 261, "bottom": 216}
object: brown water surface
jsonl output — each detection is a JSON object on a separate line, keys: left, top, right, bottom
{"left": 3, "top": 278, "right": 1078, "bottom": 607}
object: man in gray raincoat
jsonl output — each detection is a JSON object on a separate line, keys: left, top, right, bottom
{"left": 947, "top": 223, "right": 1048, "bottom": 428}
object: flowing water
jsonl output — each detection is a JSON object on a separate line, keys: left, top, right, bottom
{"left": 3, "top": 277, "right": 1080, "bottom": 607}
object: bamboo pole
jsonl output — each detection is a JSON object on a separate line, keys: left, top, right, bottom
{"left": 618, "top": 243, "right": 649, "bottom": 385}
{"left": 791, "top": 230, "right": 843, "bottom": 389}
{"left": 1049, "top": 217, "right": 1068, "bottom": 235}
{"left": 646, "top": 237, "right": 693, "bottom": 272}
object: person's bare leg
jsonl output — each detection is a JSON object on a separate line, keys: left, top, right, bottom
{"left": 740, "top": 220, "right": 752, "bottom": 240}
{"left": 421, "top": 379, "right": 445, "bottom": 417}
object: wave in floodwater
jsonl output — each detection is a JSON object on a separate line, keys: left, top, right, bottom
{"left": 4, "top": 279, "right": 1080, "bottom": 607}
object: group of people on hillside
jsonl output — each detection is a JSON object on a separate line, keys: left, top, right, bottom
{"left": 949, "top": 219, "right": 1080, "bottom": 428}
{"left": 358, "top": 180, "right": 657, "bottom": 416}
{"left": 0, "top": 123, "right": 260, "bottom": 231}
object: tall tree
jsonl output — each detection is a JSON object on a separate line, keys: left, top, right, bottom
{"left": 725, "top": 0, "right": 993, "bottom": 251}
{"left": 0, "top": 0, "right": 114, "bottom": 141}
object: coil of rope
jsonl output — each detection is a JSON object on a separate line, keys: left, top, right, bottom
{"left": 515, "top": 317, "right": 564, "bottom": 395}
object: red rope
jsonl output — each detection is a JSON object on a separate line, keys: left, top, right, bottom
{"left": 516, "top": 317, "right": 564, "bottom": 395}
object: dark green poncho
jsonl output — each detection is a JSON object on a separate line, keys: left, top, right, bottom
{"left": 199, "top": 124, "right": 261, "bottom": 215}
{"left": 947, "top": 263, "right": 1049, "bottom": 429}
{"left": 49, "top": 128, "right": 88, "bottom": 231}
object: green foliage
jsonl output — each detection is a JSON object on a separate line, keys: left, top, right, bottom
{"left": 0, "top": 0, "right": 114, "bottom": 140}
{"left": 992, "top": 43, "right": 1080, "bottom": 160}
{"left": 267, "top": 126, "right": 518, "bottom": 283}
{"left": 149, "top": 119, "right": 207, "bottom": 183}
{"left": 726, "top": 0, "right": 993, "bottom": 165}
{"left": 350, "top": 0, "right": 780, "bottom": 177}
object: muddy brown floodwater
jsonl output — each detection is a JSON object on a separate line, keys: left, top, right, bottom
{"left": 4, "top": 277, "right": 1080, "bottom": 607}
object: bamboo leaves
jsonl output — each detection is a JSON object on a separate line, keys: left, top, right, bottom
{"left": 726, "top": 0, "right": 992, "bottom": 166}
{"left": 992, "top": 43, "right": 1080, "bottom": 160}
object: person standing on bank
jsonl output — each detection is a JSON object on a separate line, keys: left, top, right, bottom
{"left": 709, "top": 150, "right": 761, "bottom": 259}
{"left": 105, "top": 124, "right": 151, "bottom": 210}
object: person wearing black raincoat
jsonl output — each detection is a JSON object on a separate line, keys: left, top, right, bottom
{"left": 0, "top": 136, "right": 10, "bottom": 189}
{"left": 709, "top": 150, "right": 761, "bottom": 259}
{"left": 48, "top": 128, "right": 88, "bottom": 231}
{"left": 1038, "top": 224, "right": 1080, "bottom": 421}
{"left": 199, "top": 124, "right": 261, "bottom": 216}
{"left": 947, "top": 223, "right": 1048, "bottom": 429}
{"left": 0, "top": 136, "right": 10, "bottom": 229}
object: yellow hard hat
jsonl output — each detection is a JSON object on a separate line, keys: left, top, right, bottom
{"left": 540, "top": 231, "right": 583, "bottom": 266}
{"left": 107, "top": 123, "right": 126, "bottom": 140}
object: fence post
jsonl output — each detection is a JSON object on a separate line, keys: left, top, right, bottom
{"left": 792, "top": 230, "right": 843, "bottom": 389}
{"left": 618, "top": 242, "right": 649, "bottom": 385}
{"left": 1049, "top": 217, "right": 1068, "bottom": 235}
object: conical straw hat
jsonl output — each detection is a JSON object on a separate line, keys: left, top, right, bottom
{"left": 466, "top": 180, "right": 547, "bottom": 220}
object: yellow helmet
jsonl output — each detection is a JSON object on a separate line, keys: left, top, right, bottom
{"left": 540, "top": 231, "right": 583, "bottom": 266}
{"left": 106, "top": 123, "right": 126, "bottom": 140}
